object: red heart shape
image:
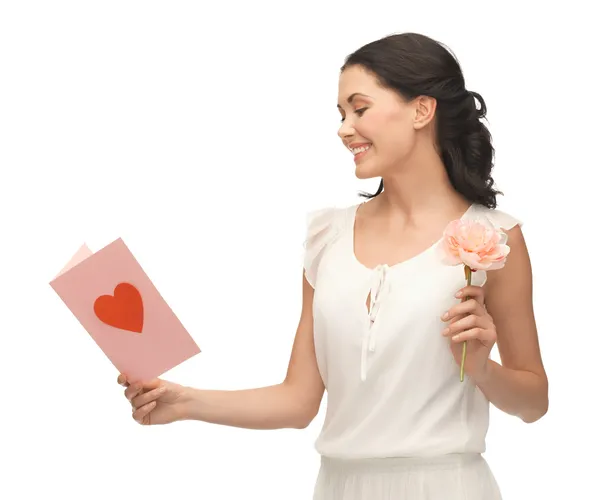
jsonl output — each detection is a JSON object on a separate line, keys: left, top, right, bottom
{"left": 93, "top": 282, "right": 144, "bottom": 333}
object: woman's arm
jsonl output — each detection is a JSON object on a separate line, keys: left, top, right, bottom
{"left": 473, "top": 225, "right": 549, "bottom": 423}
{"left": 178, "top": 272, "right": 325, "bottom": 430}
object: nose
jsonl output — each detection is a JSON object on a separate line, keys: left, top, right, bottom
{"left": 338, "top": 117, "right": 355, "bottom": 141}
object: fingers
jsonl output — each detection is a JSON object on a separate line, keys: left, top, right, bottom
{"left": 132, "top": 401, "right": 156, "bottom": 425}
{"left": 442, "top": 314, "right": 477, "bottom": 337}
{"left": 117, "top": 374, "right": 129, "bottom": 387}
{"left": 131, "top": 386, "right": 166, "bottom": 425}
{"left": 442, "top": 298, "right": 485, "bottom": 322}
{"left": 448, "top": 326, "right": 497, "bottom": 346}
{"left": 131, "top": 385, "right": 166, "bottom": 410}
{"left": 455, "top": 285, "right": 485, "bottom": 305}
{"left": 124, "top": 383, "right": 144, "bottom": 402}
{"left": 442, "top": 313, "right": 494, "bottom": 339}
{"left": 139, "top": 378, "right": 163, "bottom": 391}
{"left": 119, "top": 374, "right": 162, "bottom": 399}
{"left": 117, "top": 373, "right": 164, "bottom": 425}
{"left": 118, "top": 374, "right": 164, "bottom": 425}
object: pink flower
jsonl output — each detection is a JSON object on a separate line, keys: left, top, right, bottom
{"left": 437, "top": 218, "right": 510, "bottom": 271}
{"left": 437, "top": 216, "right": 512, "bottom": 383}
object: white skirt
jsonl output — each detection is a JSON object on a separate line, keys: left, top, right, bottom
{"left": 312, "top": 453, "right": 502, "bottom": 499}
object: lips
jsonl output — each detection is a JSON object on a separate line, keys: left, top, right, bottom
{"left": 354, "top": 147, "right": 371, "bottom": 162}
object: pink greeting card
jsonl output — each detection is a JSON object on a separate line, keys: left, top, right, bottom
{"left": 50, "top": 238, "right": 200, "bottom": 383}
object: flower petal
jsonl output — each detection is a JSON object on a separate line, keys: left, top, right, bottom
{"left": 458, "top": 248, "right": 483, "bottom": 270}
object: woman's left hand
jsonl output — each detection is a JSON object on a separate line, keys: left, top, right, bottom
{"left": 441, "top": 285, "right": 496, "bottom": 382}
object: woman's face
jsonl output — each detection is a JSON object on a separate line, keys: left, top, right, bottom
{"left": 337, "top": 65, "right": 423, "bottom": 180}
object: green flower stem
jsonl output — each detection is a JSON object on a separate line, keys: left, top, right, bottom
{"left": 461, "top": 265, "right": 472, "bottom": 382}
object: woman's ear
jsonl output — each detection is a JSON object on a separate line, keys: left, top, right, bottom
{"left": 413, "top": 96, "right": 437, "bottom": 130}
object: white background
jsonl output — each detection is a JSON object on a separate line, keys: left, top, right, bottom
{"left": 1, "top": 1, "right": 598, "bottom": 498}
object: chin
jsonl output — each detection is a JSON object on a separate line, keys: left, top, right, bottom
{"left": 355, "top": 163, "right": 383, "bottom": 180}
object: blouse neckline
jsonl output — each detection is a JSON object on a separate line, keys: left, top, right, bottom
{"left": 347, "top": 201, "right": 476, "bottom": 274}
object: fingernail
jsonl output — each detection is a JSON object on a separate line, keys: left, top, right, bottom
{"left": 455, "top": 291, "right": 463, "bottom": 297}
{"left": 453, "top": 335, "right": 460, "bottom": 341}
{"left": 442, "top": 311, "right": 449, "bottom": 320}
{"left": 442, "top": 328, "right": 449, "bottom": 335}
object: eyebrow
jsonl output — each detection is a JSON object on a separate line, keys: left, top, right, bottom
{"left": 337, "top": 93, "right": 372, "bottom": 109}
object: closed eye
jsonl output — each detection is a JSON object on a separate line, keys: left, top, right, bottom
{"left": 340, "top": 107, "right": 367, "bottom": 123}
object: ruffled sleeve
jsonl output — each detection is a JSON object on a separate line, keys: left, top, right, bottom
{"left": 470, "top": 204, "right": 523, "bottom": 234}
{"left": 486, "top": 208, "right": 523, "bottom": 232}
{"left": 303, "top": 207, "right": 341, "bottom": 288}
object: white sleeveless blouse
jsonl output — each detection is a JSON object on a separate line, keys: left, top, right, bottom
{"left": 303, "top": 201, "right": 522, "bottom": 459}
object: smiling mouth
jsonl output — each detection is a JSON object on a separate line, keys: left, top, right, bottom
{"left": 353, "top": 146, "right": 371, "bottom": 162}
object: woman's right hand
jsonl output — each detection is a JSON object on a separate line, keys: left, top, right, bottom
{"left": 117, "top": 373, "right": 189, "bottom": 425}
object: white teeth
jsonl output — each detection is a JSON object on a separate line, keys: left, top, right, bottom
{"left": 351, "top": 145, "right": 371, "bottom": 154}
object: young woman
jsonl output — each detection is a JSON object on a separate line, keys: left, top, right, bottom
{"left": 118, "top": 32, "right": 548, "bottom": 499}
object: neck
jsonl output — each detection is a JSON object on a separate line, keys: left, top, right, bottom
{"left": 377, "top": 146, "right": 467, "bottom": 217}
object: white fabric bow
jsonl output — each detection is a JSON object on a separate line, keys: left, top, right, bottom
{"left": 361, "top": 264, "right": 391, "bottom": 381}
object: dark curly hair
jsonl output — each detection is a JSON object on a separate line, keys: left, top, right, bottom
{"left": 341, "top": 32, "right": 502, "bottom": 209}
